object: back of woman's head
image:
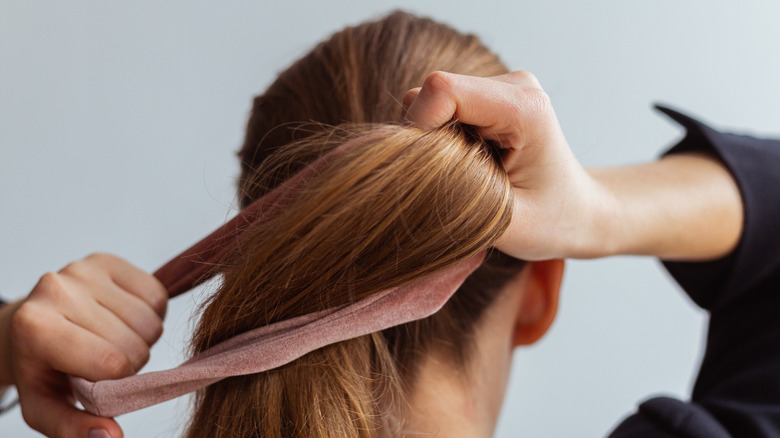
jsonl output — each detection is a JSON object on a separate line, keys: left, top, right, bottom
{"left": 185, "top": 11, "right": 527, "bottom": 438}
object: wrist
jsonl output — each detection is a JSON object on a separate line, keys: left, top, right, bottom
{"left": 0, "top": 299, "right": 24, "bottom": 387}
{"left": 563, "top": 168, "right": 625, "bottom": 259}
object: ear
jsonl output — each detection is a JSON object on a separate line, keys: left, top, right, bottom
{"left": 512, "top": 259, "right": 565, "bottom": 347}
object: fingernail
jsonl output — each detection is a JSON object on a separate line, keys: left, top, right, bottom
{"left": 89, "top": 429, "right": 112, "bottom": 438}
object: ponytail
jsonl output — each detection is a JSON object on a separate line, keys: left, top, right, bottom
{"left": 184, "top": 123, "right": 512, "bottom": 437}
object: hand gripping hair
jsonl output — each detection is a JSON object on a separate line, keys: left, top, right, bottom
{"left": 69, "top": 122, "right": 514, "bottom": 418}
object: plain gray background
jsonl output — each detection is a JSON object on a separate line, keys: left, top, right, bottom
{"left": 1, "top": 1, "right": 778, "bottom": 437}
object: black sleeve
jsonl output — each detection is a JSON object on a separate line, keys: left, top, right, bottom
{"left": 608, "top": 105, "right": 780, "bottom": 438}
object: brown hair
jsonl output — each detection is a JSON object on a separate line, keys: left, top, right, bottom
{"left": 185, "top": 11, "right": 527, "bottom": 438}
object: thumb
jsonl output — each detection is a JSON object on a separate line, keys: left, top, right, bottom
{"left": 401, "top": 87, "right": 421, "bottom": 119}
{"left": 19, "top": 389, "right": 124, "bottom": 438}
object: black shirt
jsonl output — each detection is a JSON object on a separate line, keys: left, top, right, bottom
{"left": 609, "top": 106, "right": 780, "bottom": 437}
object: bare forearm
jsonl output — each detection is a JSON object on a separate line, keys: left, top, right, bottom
{"left": 589, "top": 152, "right": 743, "bottom": 261}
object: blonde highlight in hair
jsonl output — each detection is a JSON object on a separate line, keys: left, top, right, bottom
{"left": 184, "top": 11, "right": 527, "bottom": 438}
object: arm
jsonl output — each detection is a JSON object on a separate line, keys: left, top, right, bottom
{"left": 588, "top": 150, "right": 742, "bottom": 261}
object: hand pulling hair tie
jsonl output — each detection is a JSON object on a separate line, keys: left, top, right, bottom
{"left": 69, "top": 133, "right": 487, "bottom": 417}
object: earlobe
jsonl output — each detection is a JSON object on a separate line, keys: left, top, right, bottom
{"left": 512, "top": 259, "right": 565, "bottom": 347}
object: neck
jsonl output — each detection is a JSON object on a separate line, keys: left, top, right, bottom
{"left": 401, "top": 286, "right": 520, "bottom": 437}
{"left": 403, "top": 351, "right": 503, "bottom": 438}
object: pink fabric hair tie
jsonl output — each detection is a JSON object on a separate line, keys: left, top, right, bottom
{"left": 69, "top": 138, "right": 487, "bottom": 417}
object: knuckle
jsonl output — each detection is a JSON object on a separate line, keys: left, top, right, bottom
{"left": 124, "top": 340, "right": 151, "bottom": 373}
{"left": 510, "top": 70, "right": 530, "bottom": 79}
{"left": 516, "top": 70, "right": 537, "bottom": 81}
{"left": 99, "top": 348, "right": 133, "bottom": 379}
{"left": 154, "top": 299, "right": 167, "bottom": 318}
{"left": 514, "top": 87, "right": 551, "bottom": 115}
{"left": 150, "top": 319, "right": 164, "bottom": 342}
{"left": 149, "top": 279, "right": 169, "bottom": 316}
{"left": 423, "top": 71, "right": 455, "bottom": 95}
{"left": 510, "top": 70, "right": 542, "bottom": 88}
{"left": 525, "top": 88, "right": 552, "bottom": 112}
{"left": 41, "top": 274, "right": 74, "bottom": 309}
{"left": 85, "top": 252, "right": 117, "bottom": 267}
{"left": 34, "top": 272, "right": 73, "bottom": 305}
{"left": 86, "top": 252, "right": 110, "bottom": 261}
{"left": 60, "top": 260, "right": 90, "bottom": 279}
{"left": 35, "top": 271, "right": 62, "bottom": 294}
{"left": 134, "top": 346, "right": 151, "bottom": 369}
{"left": 11, "top": 303, "right": 41, "bottom": 341}
{"left": 402, "top": 88, "right": 419, "bottom": 107}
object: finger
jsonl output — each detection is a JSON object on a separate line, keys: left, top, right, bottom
{"left": 403, "top": 71, "right": 551, "bottom": 145}
{"left": 57, "top": 256, "right": 164, "bottom": 346}
{"left": 26, "top": 272, "right": 151, "bottom": 373}
{"left": 85, "top": 253, "right": 168, "bottom": 318}
{"left": 402, "top": 71, "right": 542, "bottom": 123}
{"left": 14, "top": 304, "right": 136, "bottom": 381}
{"left": 403, "top": 71, "right": 458, "bottom": 129}
{"left": 401, "top": 87, "right": 421, "bottom": 119}
{"left": 488, "top": 70, "right": 544, "bottom": 89}
{"left": 402, "top": 71, "right": 541, "bottom": 124}
{"left": 92, "top": 279, "right": 164, "bottom": 346}
{"left": 58, "top": 291, "right": 151, "bottom": 374}
{"left": 18, "top": 387, "right": 123, "bottom": 438}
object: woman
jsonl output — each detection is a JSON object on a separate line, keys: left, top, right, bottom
{"left": 2, "top": 10, "right": 779, "bottom": 438}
